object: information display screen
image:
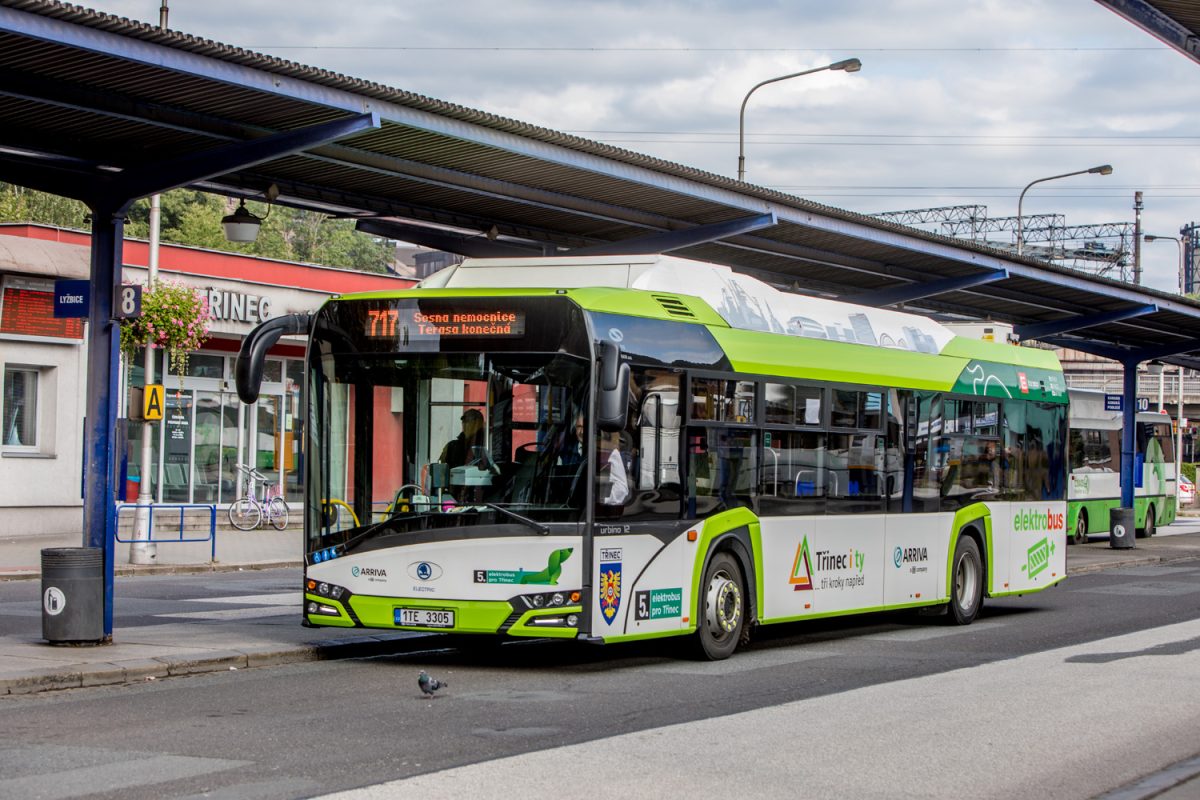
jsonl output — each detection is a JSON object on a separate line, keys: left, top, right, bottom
{"left": 364, "top": 307, "right": 526, "bottom": 340}
{"left": 0, "top": 286, "right": 85, "bottom": 339}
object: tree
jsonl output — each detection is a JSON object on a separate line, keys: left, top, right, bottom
{"left": 1, "top": 184, "right": 397, "bottom": 273}
{"left": 0, "top": 183, "right": 89, "bottom": 228}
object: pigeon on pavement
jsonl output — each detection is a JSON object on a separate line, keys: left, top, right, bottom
{"left": 418, "top": 670, "right": 447, "bottom": 697}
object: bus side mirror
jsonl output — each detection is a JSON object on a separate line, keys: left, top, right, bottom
{"left": 236, "top": 313, "right": 311, "bottom": 404}
{"left": 597, "top": 339, "right": 630, "bottom": 433}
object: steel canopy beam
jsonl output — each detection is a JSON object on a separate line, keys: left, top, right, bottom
{"left": 355, "top": 219, "right": 544, "bottom": 258}
{"left": 114, "top": 112, "right": 379, "bottom": 202}
{"left": 844, "top": 269, "right": 1007, "bottom": 307}
{"left": 569, "top": 212, "right": 777, "bottom": 256}
{"left": 1014, "top": 304, "right": 1158, "bottom": 341}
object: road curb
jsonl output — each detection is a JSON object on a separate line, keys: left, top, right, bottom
{"left": 0, "top": 631, "right": 433, "bottom": 696}
{"left": 1068, "top": 552, "right": 1200, "bottom": 576}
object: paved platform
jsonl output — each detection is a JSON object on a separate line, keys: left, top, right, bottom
{"left": 0, "top": 522, "right": 1199, "bottom": 696}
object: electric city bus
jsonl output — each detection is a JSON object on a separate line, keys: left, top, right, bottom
{"left": 1067, "top": 388, "right": 1176, "bottom": 544}
{"left": 237, "top": 254, "right": 1069, "bottom": 660}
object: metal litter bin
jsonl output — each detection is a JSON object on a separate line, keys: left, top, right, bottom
{"left": 1109, "top": 507, "right": 1136, "bottom": 550}
{"left": 41, "top": 547, "right": 104, "bottom": 644}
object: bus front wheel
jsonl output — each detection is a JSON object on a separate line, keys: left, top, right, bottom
{"left": 948, "top": 535, "right": 983, "bottom": 626}
{"left": 693, "top": 552, "right": 746, "bottom": 660}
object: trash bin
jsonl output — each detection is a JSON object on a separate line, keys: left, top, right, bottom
{"left": 41, "top": 547, "right": 104, "bottom": 644}
{"left": 1109, "top": 507, "right": 1136, "bottom": 550}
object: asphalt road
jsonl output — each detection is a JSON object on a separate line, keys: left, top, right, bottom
{"left": 2, "top": 563, "right": 1200, "bottom": 800}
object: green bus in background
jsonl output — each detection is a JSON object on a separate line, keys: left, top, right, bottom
{"left": 241, "top": 254, "right": 1069, "bottom": 660}
{"left": 1067, "top": 388, "right": 1177, "bottom": 545}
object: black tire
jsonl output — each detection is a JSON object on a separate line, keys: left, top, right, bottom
{"left": 692, "top": 551, "right": 746, "bottom": 661}
{"left": 1140, "top": 506, "right": 1156, "bottom": 538}
{"left": 1072, "top": 510, "right": 1088, "bottom": 545}
{"left": 948, "top": 535, "right": 983, "bottom": 626}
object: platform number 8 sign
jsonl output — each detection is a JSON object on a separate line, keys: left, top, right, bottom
{"left": 114, "top": 284, "right": 142, "bottom": 319}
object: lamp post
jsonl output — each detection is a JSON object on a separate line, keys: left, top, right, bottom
{"left": 1144, "top": 234, "right": 1185, "bottom": 295}
{"left": 1178, "top": 365, "right": 1185, "bottom": 506}
{"left": 1016, "top": 164, "right": 1113, "bottom": 256}
{"left": 737, "top": 58, "right": 861, "bottom": 183}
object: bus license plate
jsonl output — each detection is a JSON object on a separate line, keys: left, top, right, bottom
{"left": 395, "top": 608, "right": 455, "bottom": 628}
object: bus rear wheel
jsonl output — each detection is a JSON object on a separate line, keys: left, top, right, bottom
{"left": 693, "top": 552, "right": 745, "bottom": 661}
{"left": 1072, "top": 510, "right": 1088, "bottom": 545}
{"left": 1139, "top": 506, "right": 1156, "bottom": 538}
{"left": 948, "top": 535, "right": 983, "bottom": 626}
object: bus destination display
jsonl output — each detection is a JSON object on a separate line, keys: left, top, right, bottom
{"left": 365, "top": 308, "right": 525, "bottom": 339}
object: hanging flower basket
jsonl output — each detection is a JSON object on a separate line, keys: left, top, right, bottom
{"left": 119, "top": 281, "right": 214, "bottom": 384}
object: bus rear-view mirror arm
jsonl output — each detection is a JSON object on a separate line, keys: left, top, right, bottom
{"left": 236, "top": 313, "right": 312, "bottom": 404}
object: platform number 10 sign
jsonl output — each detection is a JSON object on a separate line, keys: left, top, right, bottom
{"left": 113, "top": 285, "right": 142, "bottom": 320}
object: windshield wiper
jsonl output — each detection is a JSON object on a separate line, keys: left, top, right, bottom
{"left": 481, "top": 502, "right": 550, "bottom": 535}
{"left": 336, "top": 515, "right": 399, "bottom": 556}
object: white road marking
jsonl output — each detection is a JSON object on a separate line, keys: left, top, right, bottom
{"left": 183, "top": 593, "right": 297, "bottom": 606}
{"left": 0, "top": 751, "right": 250, "bottom": 800}
{"left": 154, "top": 606, "right": 298, "bottom": 621}
{"left": 856, "top": 618, "right": 1007, "bottom": 642}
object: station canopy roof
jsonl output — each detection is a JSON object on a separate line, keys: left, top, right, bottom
{"left": 3, "top": 0, "right": 1200, "bottom": 369}
{"left": 1095, "top": 0, "right": 1200, "bottom": 67}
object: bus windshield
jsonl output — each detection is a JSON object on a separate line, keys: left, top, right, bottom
{"left": 308, "top": 315, "right": 593, "bottom": 553}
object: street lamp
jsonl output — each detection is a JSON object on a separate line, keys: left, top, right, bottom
{"left": 737, "top": 58, "right": 862, "bottom": 182}
{"left": 1144, "top": 234, "right": 1185, "bottom": 295}
{"left": 1016, "top": 165, "right": 1112, "bottom": 256}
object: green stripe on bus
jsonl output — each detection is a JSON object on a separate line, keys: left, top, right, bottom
{"left": 710, "top": 327, "right": 968, "bottom": 388}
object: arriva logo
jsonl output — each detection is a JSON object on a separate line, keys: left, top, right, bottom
{"left": 893, "top": 546, "right": 929, "bottom": 568}
{"left": 351, "top": 566, "right": 387, "bottom": 578}
{"left": 1013, "top": 509, "right": 1065, "bottom": 532}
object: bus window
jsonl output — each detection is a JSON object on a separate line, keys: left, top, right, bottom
{"left": 690, "top": 378, "right": 756, "bottom": 423}
{"left": 596, "top": 368, "right": 682, "bottom": 520}
{"left": 827, "top": 432, "right": 885, "bottom": 514}
{"left": 759, "top": 429, "right": 826, "bottom": 516}
{"left": 687, "top": 427, "right": 757, "bottom": 517}
{"left": 831, "top": 389, "right": 883, "bottom": 430}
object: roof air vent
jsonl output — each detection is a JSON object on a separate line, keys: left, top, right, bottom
{"left": 652, "top": 294, "right": 696, "bottom": 320}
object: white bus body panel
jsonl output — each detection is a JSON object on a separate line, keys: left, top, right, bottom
{"left": 306, "top": 536, "right": 583, "bottom": 601}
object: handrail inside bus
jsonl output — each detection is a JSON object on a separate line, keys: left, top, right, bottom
{"left": 236, "top": 313, "right": 312, "bottom": 404}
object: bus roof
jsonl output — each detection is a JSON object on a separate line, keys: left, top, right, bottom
{"left": 335, "top": 254, "right": 1065, "bottom": 401}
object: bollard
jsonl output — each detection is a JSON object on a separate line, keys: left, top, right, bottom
{"left": 1109, "top": 507, "right": 1136, "bottom": 550}
{"left": 41, "top": 547, "right": 105, "bottom": 644}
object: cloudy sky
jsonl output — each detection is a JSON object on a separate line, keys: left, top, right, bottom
{"left": 81, "top": 0, "right": 1200, "bottom": 293}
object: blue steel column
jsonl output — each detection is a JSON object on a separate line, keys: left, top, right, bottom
{"left": 83, "top": 203, "right": 127, "bottom": 640}
{"left": 1120, "top": 360, "right": 1138, "bottom": 509}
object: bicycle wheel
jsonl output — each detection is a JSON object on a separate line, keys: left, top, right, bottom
{"left": 267, "top": 496, "right": 290, "bottom": 530}
{"left": 228, "top": 498, "right": 261, "bottom": 531}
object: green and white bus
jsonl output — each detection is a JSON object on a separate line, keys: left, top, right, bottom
{"left": 1067, "top": 388, "right": 1176, "bottom": 544}
{"left": 240, "top": 254, "right": 1069, "bottom": 660}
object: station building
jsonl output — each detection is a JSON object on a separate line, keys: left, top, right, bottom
{"left": 0, "top": 224, "right": 415, "bottom": 538}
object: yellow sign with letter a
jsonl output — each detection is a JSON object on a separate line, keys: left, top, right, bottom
{"left": 143, "top": 384, "right": 164, "bottom": 422}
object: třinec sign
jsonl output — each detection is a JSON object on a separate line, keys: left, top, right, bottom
{"left": 206, "top": 288, "right": 272, "bottom": 325}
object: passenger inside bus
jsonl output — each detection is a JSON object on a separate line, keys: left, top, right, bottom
{"left": 440, "top": 408, "right": 485, "bottom": 468}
